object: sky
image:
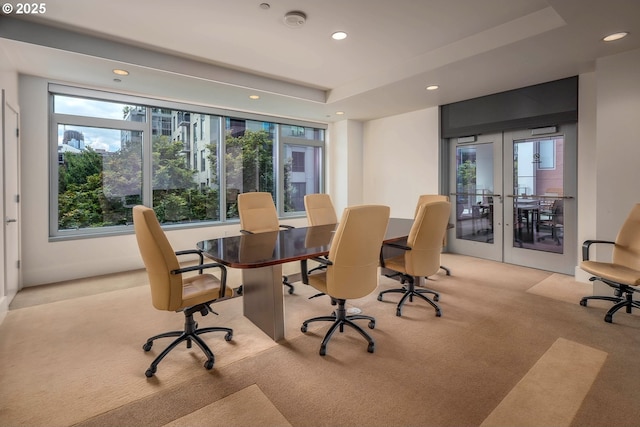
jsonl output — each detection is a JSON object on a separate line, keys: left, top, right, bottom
{"left": 55, "top": 95, "right": 138, "bottom": 152}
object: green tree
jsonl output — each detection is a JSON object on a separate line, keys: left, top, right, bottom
{"left": 58, "top": 147, "right": 102, "bottom": 194}
{"left": 225, "top": 129, "right": 274, "bottom": 194}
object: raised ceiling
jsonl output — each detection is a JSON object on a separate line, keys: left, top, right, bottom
{"left": 1, "top": 0, "right": 639, "bottom": 123}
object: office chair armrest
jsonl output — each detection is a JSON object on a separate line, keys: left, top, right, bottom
{"left": 310, "top": 256, "right": 333, "bottom": 266}
{"left": 175, "top": 249, "right": 205, "bottom": 264}
{"left": 171, "top": 263, "right": 229, "bottom": 295}
{"left": 582, "top": 240, "right": 615, "bottom": 261}
{"left": 383, "top": 242, "right": 412, "bottom": 251}
{"left": 280, "top": 224, "right": 295, "bottom": 229}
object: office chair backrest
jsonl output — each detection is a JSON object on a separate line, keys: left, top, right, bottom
{"left": 304, "top": 194, "right": 338, "bottom": 226}
{"left": 326, "top": 205, "right": 390, "bottom": 300}
{"left": 133, "top": 205, "right": 183, "bottom": 311}
{"left": 237, "top": 192, "right": 280, "bottom": 233}
{"left": 414, "top": 194, "right": 449, "bottom": 217}
{"left": 612, "top": 203, "right": 640, "bottom": 271}
{"left": 405, "top": 201, "right": 451, "bottom": 277}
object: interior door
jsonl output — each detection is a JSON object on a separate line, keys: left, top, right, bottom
{"left": 447, "top": 125, "right": 577, "bottom": 274}
{"left": 503, "top": 125, "right": 576, "bottom": 274}
{"left": 447, "top": 133, "right": 503, "bottom": 261}
{"left": 3, "top": 91, "right": 21, "bottom": 303}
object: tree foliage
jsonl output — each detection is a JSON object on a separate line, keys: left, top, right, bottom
{"left": 57, "top": 128, "right": 292, "bottom": 230}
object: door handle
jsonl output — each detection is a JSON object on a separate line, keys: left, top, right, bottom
{"left": 5, "top": 218, "right": 17, "bottom": 224}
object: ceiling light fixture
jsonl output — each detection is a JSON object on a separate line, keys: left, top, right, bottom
{"left": 283, "top": 11, "right": 306, "bottom": 28}
{"left": 603, "top": 32, "right": 628, "bottom": 42}
{"left": 426, "top": 85, "right": 439, "bottom": 91}
{"left": 249, "top": 95, "right": 260, "bottom": 100}
{"left": 112, "top": 69, "right": 129, "bottom": 76}
{"left": 335, "top": 111, "right": 345, "bottom": 115}
{"left": 259, "top": 3, "right": 270, "bottom": 10}
{"left": 332, "top": 31, "right": 347, "bottom": 40}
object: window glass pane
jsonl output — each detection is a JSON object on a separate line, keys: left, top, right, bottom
{"left": 225, "top": 119, "right": 276, "bottom": 219}
{"left": 57, "top": 124, "right": 142, "bottom": 230}
{"left": 284, "top": 144, "right": 322, "bottom": 212}
{"left": 152, "top": 111, "right": 221, "bottom": 224}
{"left": 280, "top": 124, "right": 324, "bottom": 140}
{"left": 54, "top": 95, "right": 145, "bottom": 120}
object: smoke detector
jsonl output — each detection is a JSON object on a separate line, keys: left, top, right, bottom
{"left": 284, "top": 11, "right": 306, "bottom": 28}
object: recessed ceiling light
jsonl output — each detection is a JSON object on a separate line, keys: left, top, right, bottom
{"left": 259, "top": 3, "right": 270, "bottom": 10}
{"left": 332, "top": 31, "right": 347, "bottom": 40}
{"left": 113, "top": 69, "right": 129, "bottom": 76}
{"left": 603, "top": 32, "right": 628, "bottom": 42}
{"left": 335, "top": 111, "right": 345, "bottom": 115}
{"left": 249, "top": 95, "right": 260, "bottom": 100}
{"left": 426, "top": 85, "right": 439, "bottom": 91}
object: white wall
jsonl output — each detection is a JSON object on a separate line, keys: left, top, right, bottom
{"left": 362, "top": 108, "right": 440, "bottom": 218}
{"left": 327, "top": 120, "right": 364, "bottom": 216}
{"left": 595, "top": 49, "right": 640, "bottom": 241}
{"left": 591, "top": 48, "right": 640, "bottom": 292}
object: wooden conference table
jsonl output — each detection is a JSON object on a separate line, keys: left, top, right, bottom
{"left": 196, "top": 218, "right": 414, "bottom": 341}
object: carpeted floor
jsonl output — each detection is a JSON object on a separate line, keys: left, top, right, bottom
{"left": 2, "top": 254, "right": 640, "bottom": 427}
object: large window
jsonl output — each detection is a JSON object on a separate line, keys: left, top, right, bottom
{"left": 50, "top": 85, "right": 325, "bottom": 238}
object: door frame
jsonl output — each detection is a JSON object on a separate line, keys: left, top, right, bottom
{"left": 2, "top": 89, "right": 21, "bottom": 315}
{"left": 502, "top": 125, "right": 577, "bottom": 274}
{"left": 444, "top": 124, "right": 577, "bottom": 274}
{"left": 447, "top": 132, "right": 503, "bottom": 262}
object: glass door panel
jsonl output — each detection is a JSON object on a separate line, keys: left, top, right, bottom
{"left": 448, "top": 133, "right": 503, "bottom": 262}
{"left": 503, "top": 126, "right": 576, "bottom": 274}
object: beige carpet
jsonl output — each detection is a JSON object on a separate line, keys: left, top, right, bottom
{"left": 2, "top": 254, "right": 640, "bottom": 427}
{"left": 162, "top": 384, "right": 292, "bottom": 427}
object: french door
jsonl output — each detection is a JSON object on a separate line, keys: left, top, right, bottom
{"left": 447, "top": 125, "right": 577, "bottom": 274}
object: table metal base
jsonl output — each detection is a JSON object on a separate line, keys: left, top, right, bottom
{"left": 242, "top": 265, "right": 285, "bottom": 341}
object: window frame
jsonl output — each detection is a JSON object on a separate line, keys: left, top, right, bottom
{"left": 49, "top": 83, "right": 326, "bottom": 240}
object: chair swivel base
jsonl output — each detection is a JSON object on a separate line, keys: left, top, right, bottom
{"left": 142, "top": 305, "right": 233, "bottom": 377}
{"left": 301, "top": 299, "right": 375, "bottom": 356}
{"left": 283, "top": 276, "right": 295, "bottom": 294}
{"left": 378, "top": 275, "right": 441, "bottom": 317}
{"left": 580, "top": 289, "right": 640, "bottom": 323}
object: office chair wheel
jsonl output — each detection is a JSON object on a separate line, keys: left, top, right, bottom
{"left": 288, "top": 286, "right": 295, "bottom": 295}
{"left": 301, "top": 324, "right": 308, "bottom": 333}
{"left": 604, "top": 313, "right": 613, "bottom": 323}
{"left": 377, "top": 295, "right": 383, "bottom": 301}
{"left": 435, "top": 310, "right": 442, "bottom": 317}
{"left": 368, "top": 320, "right": 375, "bottom": 329}
{"left": 204, "top": 358, "right": 215, "bottom": 370}
{"left": 579, "top": 299, "right": 588, "bottom": 306}
{"left": 319, "top": 345, "right": 327, "bottom": 356}
{"left": 396, "top": 308, "right": 402, "bottom": 317}
{"left": 224, "top": 331, "right": 233, "bottom": 341}
{"left": 433, "top": 295, "right": 440, "bottom": 302}
{"left": 142, "top": 341, "right": 153, "bottom": 352}
{"left": 367, "top": 342, "right": 375, "bottom": 353}
{"left": 145, "top": 366, "right": 156, "bottom": 378}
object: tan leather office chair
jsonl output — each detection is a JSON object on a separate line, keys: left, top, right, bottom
{"left": 237, "top": 192, "right": 295, "bottom": 294}
{"left": 301, "top": 205, "right": 390, "bottom": 356}
{"left": 303, "top": 193, "right": 338, "bottom": 285}
{"left": 415, "top": 194, "right": 451, "bottom": 276}
{"left": 379, "top": 200, "right": 451, "bottom": 317}
{"left": 305, "top": 193, "right": 338, "bottom": 226}
{"left": 133, "top": 206, "right": 233, "bottom": 378}
{"left": 579, "top": 203, "right": 640, "bottom": 323}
